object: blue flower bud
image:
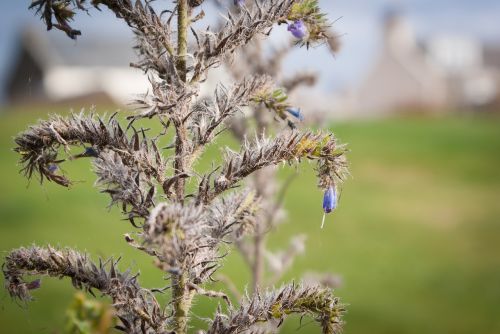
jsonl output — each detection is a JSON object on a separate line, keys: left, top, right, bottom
{"left": 47, "top": 164, "right": 58, "bottom": 173}
{"left": 287, "top": 20, "right": 307, "bottom": 39}
{"left": 321, "top": 186, "right": 337, "bottom": 228}
{"left": 322, "top": 186, "right": 337, "bottom": 214}
{"left": 26, "top": 279, "right": 41, "bottom": 290}
{"left": 84, "top": 147, "right": 99, "bottom": 158}
{"left": 234, "top": 0, "right": 244, "bottom": 6}
{"left": 286, "top": 107, "right": 304, "bottom": 121}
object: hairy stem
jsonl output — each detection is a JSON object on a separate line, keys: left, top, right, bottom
{"left": 174, "top": 121, "right": 188, "bottom": 202}
{"left": 171, "top": 4, "right": 192, "bottom": 333}
{"left": 177, "top": 0, "right": 189, "bottom": 82}
{"left": 171, "top": 274, "right": 194, "bottom": 334}
{"left": 173, "top": 0, "right": 190, "bottom": 201}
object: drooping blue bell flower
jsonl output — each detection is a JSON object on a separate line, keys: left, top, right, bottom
{"left": 234, "top": 0, "right": 245, "bottom": 7}
{"left": 323, "top": 186, "right": 337, "bottom": 213}
{"left": 321, "top": 186, "right": 337, "bottom": 228}
{"left": 287, "top": 20, "right": 307, "bottom": 39}
{"left": 286, "top": 107, "right": 304, "bottom": 121}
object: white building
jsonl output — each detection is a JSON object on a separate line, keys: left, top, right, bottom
{"left": 353, "top": 9, "right": 500, "bottom": 115}
{"left": 5, "top": 26, "right": 149, "bottom": 105}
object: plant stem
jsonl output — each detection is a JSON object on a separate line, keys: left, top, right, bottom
{"left": 173, "top": 0, "right": 189, "bottom": 201}
{"left": 177, "top": 0, "right": 188, "bottom": 82}
{"left": 171, "top": 3, "right": 193, "bottom": 334}
{"left": 174, "top": 122, "right": 188, "bottom": 202}
{"left": 171, "top": 273, "right": 194, "bottom": 334}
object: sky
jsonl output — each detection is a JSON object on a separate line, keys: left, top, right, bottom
{"left": 0, "top": 0, "right": 499, "bottom": 103}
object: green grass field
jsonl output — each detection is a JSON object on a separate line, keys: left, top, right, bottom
{"left": 1, "top": 107, "right": 499, "bottom": 334}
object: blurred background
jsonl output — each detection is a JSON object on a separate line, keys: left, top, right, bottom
{"left": 1, "top": 0, "right": 499, "bottom": 333}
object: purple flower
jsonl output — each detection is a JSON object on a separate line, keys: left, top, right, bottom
{"left": 47, "top": 164, "right": 58, "bottom": 173}
{"left": 286, "top": 107, "right": 304, "bottom": 121}
{"left": 26, "top": 279, "right": 41, "bottom": 290}
{"left": 234, "top": 0, "right": 245, "bottom": 7}
{"left": 287, "top": 20, "right": 307, "bottom": 39}
{"left": 70, "top": 146, "right": 99, "bottom": 160}
{"left": 321, "top": 186, "right": 337, "bottom": 228}
{"left": 84, "top": 147, "right": 99, "bottom": 158}
{"left": 322, "top": 186, "right": 337, "bottom": 214}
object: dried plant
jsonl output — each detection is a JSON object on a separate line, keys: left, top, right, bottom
{"left": 4, "top": 1, "right": 349, "bottom": 333}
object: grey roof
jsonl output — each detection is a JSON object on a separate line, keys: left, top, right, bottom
{"left": 21, "top": 25, "right": 139, "bottom": 69}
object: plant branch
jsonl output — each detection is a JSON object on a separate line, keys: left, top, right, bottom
{"left": 197, "top": 131, "right": 348, "bottom": 204}
{"left": 14, "top": 112, "right": 165, "bottom": 222}
{"left": 187, "top": 282, "right": 232, "bottom": 307}
{"left": 3, "top": 246, "right": 166, "bottom": 333}
{"left": 192, "top": 0, "right": 295, "bottom": 81}
{"left": 207, "top": 283, "right": 344, "bottom": 334}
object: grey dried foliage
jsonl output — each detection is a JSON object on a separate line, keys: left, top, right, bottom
{"left": 138, "top": 190, "right": 258, "bottom": 280}
{"left": 15, "top": 112, "right": 166, "bottom": 221}
{"left": 206, "top": 283, "right": 344, "bottom": 334}
{"left": 191, "top": 0, "right": 294, "bottom": 82}
{"left": 5, "top": 1, "right": 348, "bottom": 333}
{"left": 197, "top": 131, "right": 348, "bottom": 204}
{"left": 190, "top": 75, "right": 273, "bottom": 148}
{"left": 3, "top": 246, "right": 167, "bottom": 333}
